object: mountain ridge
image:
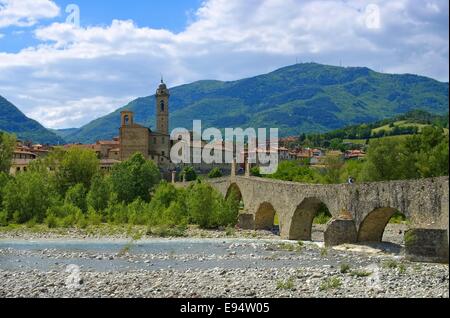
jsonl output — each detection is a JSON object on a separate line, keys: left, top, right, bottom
{"left": 0, "top": 96, "right": 65, "bottom": 145}
{"left": 59, "top": 63, "right": 449, "bottom": 143}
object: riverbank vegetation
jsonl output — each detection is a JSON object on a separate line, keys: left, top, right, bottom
{"left": 256, "top": 126, "right": 448, "bottom": 184}
{"left": 0, "top": 123, "right": 447, "bottom": 231}
{"left": 0, "top": 150, "right": 240, "bottom": 230}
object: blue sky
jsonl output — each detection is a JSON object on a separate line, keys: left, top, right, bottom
{"left": 1, "top": 0, "right": 203, "bottom": 52}
{"left": 0, "top": 0, "right": 448, "bottom": 129}
{"left": 53, "top": 0, "right": 203, "bottom": 31}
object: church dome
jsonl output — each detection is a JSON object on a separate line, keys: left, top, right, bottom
{"left": 156, "top": 77, "right": 170, "bottom": 96}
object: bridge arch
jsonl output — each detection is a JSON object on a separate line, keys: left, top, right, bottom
{"left": 288, "top": 198, "right": 330, "bottom": 241}
{"left": 225, "top": 183, "right": 245, "bottom": 211}
{"left": 255, "top": 202, "right": 279, "bottom": 231}
{"left": 226, "top": 183, "right": 243, "bottom": 202}
{"left": 357, "top": 207, "right": 408, "bottom": 242}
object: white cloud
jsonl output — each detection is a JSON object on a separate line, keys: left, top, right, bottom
{"left": 0, "top": 0, "right": 60, "bottom": 28}
{"left": 27, "top": 95, "right": 134, "bottom": 128}
{"left": 0, "top": 0, "right": 448, "bottom": 129}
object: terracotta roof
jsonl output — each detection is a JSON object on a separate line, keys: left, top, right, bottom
{"left": 64, "top": 143, "right": 93, "bottom": 148}
{"left": 327, "top": 151, "right": 344, "bottom": 156}
{"left": 100, "top": 159, "right": 121, "bottom": 165}
{"left": 13, "top": 150, "right": 36, "bottom": 156}
{"left": 97, "top": 140, "right": 120, "bottom": 146}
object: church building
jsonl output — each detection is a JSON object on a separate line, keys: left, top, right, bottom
{"left": 119, "top": 80, "right": 172, "bottom": 167}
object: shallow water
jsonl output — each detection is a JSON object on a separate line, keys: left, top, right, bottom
{"left": 0, "top": 238, "right": 381, "bottom": 272}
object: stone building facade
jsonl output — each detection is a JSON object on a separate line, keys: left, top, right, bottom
{"left": 9, "top": 142, "right": 50, "bottom": 175}
{"left": 119, "top": 80, "right": 172, "bottom": 168}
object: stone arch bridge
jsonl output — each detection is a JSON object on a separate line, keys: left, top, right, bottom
{"left": 182, "top": 175, "right": 449, "bottom": 263}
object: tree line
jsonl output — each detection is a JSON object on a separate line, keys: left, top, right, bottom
{"left": 294, "top": 110, "right": 449, "bottom": 150}
{"left": 0, "top": 141, "right": 239, "bottom": 230}
{"left": 1, "top": 124, "right": 448, "bottom": 229}
{"left": 255, "top": 126, "right": 449, "bottom": 184}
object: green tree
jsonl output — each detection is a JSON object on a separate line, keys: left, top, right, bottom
{"left": 149, "top": 182, "right": 188, "bottom": 226}
{"left": 45, "top": 203, "right": 86, "bottom": 228}
{"left": 217, "top": 189, "right": 240, "bottom": 227}
{"left": 362, "top": 127, "right": 449, "bottom": 182}
{"left": 0, "top": 172, "right": 11, "bottom": 209}
{"left": 55, "top": 148, "right": 99, "bottom": 194}
{"left": 180, "top": 166, "right": 197, "bottom": 182}
{"left": 268, "top": 161, "right": 320, "bottom": 183}
{"left": 329, "top": 138, "right": 344, "bottom": 151}
{"left": 29, "top": 147, "right": 65, "bottom": 174}
{"left": 65, "top": 183, "right": 87, "bottom": 212}
{"left": 86, "top": 174, "right": 112, "bottom": 213}
{"left": 208, "top": 168, "right": 223, "bottom": 178}
{"left": 0, "top": 132, "right": 16, "bottom": 174}
{"left": 323, "top": 154, "right": 344, "bottom": 184}
{"left": 339, "top": 160, "right": 366, "bottom": 183}
{"left": 250, "top": 166, "right": 261, "bottom": 177}
{"left": 409, "top": 127, "right": 449, "bottom": 178}
{"left": 363, "top": 138, "right": 415, "bottom": 181}
{"left": 2, "top": 171, "right": 60, "bottom": 223}
{"left": 127, "top": 198, "right": 151, "bottom": 225}
{"left": 110, "top": 153, "right": 161, "bottom": 204}
{"left": 186, "top": 182, "right": 220, "bottom": 229}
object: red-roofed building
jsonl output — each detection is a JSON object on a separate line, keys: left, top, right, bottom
{"left": 345, "top": 150, "right": 366, "bottom": 160}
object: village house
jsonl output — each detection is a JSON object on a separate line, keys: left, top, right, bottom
{"left": 345, "top": 149, "right": 366, "bottom": 160}
{"left": 10, "top": 150, "right": 36, "bottom": 175}
{"left": 9, "top": 140, "right": 52, "bottom": 175}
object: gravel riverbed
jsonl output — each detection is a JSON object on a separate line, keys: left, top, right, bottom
{"left": 0, "top": 224, "right": 448, "bottom": 298}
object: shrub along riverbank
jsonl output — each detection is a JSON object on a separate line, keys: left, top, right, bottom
{"left": 0, "top": 151, "right": 240, "bottom": 231}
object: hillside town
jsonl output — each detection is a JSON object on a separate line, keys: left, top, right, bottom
{"left": 9, "top": 80, "right": 366, "bottom": 176}
{"left": 10, "top": 135, "right": 366, "bottom": 176}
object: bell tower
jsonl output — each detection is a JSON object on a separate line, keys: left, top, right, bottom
{"left": 156, "top": 77, "right": 170, "bottom": 135}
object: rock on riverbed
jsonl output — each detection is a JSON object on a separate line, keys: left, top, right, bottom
{"left": 0, "top": 234, "right": 448, "bottom": 298}
{"left": 0, "top": 265, "right": 448, "bottom": 298}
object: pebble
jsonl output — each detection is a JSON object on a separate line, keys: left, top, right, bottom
{"left": 0, "top": 224, "right": 447, "bottom": 298}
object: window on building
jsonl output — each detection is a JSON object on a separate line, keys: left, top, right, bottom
{"left": 160, "top": 100, "right": 165, "bottom": 112}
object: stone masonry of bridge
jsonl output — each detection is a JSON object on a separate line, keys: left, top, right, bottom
{"left": 176, "top": 166, "right": 449, "bottom": 263}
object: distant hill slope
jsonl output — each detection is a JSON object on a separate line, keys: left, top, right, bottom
{"left": 0, "top": 96, "right": 65, "bottom": 145}
{"left": 50, "top": 128, "right": 80, "bottom": 140}
{"left": 302, "top": 110, "right": 449, "bottom": 144}
{"left": 60, "top": 63, "right": 449, "bottom": 143}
